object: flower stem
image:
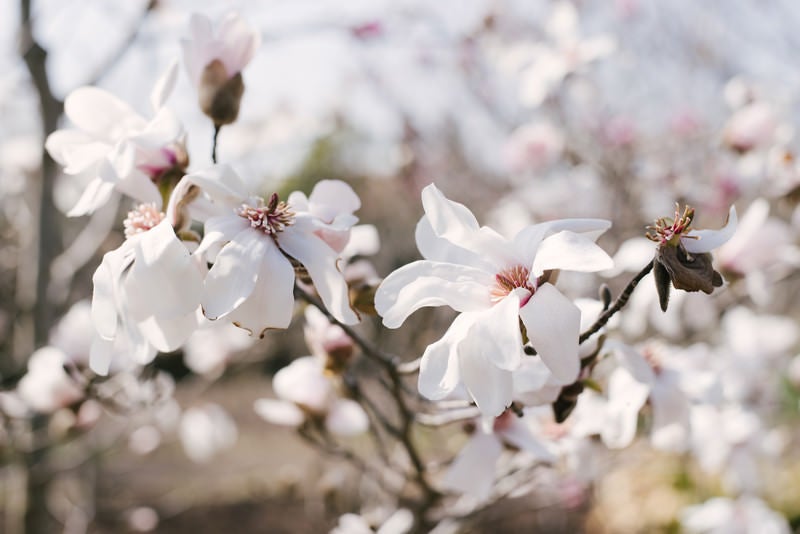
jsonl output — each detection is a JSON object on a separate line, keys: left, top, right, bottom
{"left": 212, "top": 124, "right": 221, "bottom": 164}
{"left": 578, "top": 261, "right": 654, "bottom": 344}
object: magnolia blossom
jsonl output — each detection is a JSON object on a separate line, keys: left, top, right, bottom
{"left": 187, "top": 166, "right": 360, "bottom": 336}
{"left": 90, "top": 195, "right": 203, "bottom": 375}
{"left": 182, "top": 319, "right": 254, "bottom": 377}
{"left": 17, "top": 347, "right": 84, "bottom": 413}
{"left": 253, "top": 356, "right": 368, "bottom": 436}
{"left": 46, "top": 63, "right": 185, "bottom": 216}
{"left": 182, "top": 12, "right": 260, "bottom": 125}
{"left": 179, "top": 403, "right": 238, "bottom": 463}
{"left": 443, "top": 410, "right": 555, "bottom": 501}
{"left": 375, "top": 184, "right": 613, "bottom": 417}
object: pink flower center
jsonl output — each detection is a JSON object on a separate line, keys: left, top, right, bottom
{"left": 236, "top": 193, "right": 295, "bottom": 235}
{"left": 123, "top": 203, "right": 165, "bottom": 238}
{"left": 491, "top": 264, "right": 535, "bottom": 304}
{"left": 646, "top": 204, "right": 696, "bottom": 246}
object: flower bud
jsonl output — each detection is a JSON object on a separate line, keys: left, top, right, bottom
{"left": 653, "top": 245, "right": 723, "bottom": 312}
{"left": 198, "top": 59, "right": 245, "bottom": 127}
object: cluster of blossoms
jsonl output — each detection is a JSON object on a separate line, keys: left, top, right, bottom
{"left": 7, "top": 4, "right": 800, "bottom": 533}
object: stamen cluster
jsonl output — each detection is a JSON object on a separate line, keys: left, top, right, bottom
{"left": 236, "top": 192, "right": 295, "bottom": 235}
{"left": 491, "top": 265, "right": 535, "bottom": 302}
{"left": 646, "top": 204, "right": 696, "bottom": 246}
{"left": 123, "top": 203, "right": 165, "bottom": 238}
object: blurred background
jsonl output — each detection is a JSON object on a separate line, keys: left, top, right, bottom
{"left": 1, "top": 0, "right": 800, "bottom": 532}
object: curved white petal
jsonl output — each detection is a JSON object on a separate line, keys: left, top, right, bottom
{"left": 375, "top": 260, "right": 493, "bottom": 329}
{"left": 519, "top": 284, "right": 580, "bottom": 383}
{"left": 532, "top": 230, "right": 614, "bottom": 276}
{"left": 196, "top": 214, "right": 251, "bottom": 258}
{"left": 307, "top": 180, "right": 361, "bottom": 221}
{"left": 253, "top": 399, "right": 305, "bottom": 427}
{"left": 137, "top": 312, "right": 199, "bottom": 353}
{"left": 417, "top": 313, "right": 475, "bottom": 400}
{"left": 273, "top": 356, "right": 332, "bottom": 411}
{"left": 513, "top": 218, "right": 612, "bottom": 266}
{"left": 65, "top": 87, "right": 144, "bottom": 140}
{"left": 45, "top": 129, "right": 94, "bottom": 166}
{"left": 459, "top": 334, "right": 514, "bottom": 417}
{"left": 683, "top": 205, "right": 738, "bottom": 253}
{"left": 471, "top": 289, "right": 525, "bottom": 371}
{"left": 601, "top": 367, "right": 650, "bottom": 449}
{"left": 201, "top": 228, "right": 268, "bottom": 320}
{"left": 279, "top": 225, "right": 358, "bottom": 325}
{"left": 415, "top": 216, "right": 495, "bottom": 270}
{"left": 185, "top": 165, "right": 248, "bottom": 209}
{"left": 68, "top": 178, "right": 116, "bottom": 217}
{"left": 226, "top": 242, "right": 295, "bottom": 336}
{"left": 501, "top": 416, "right": 556, "bottom": 461}
{"left": 126, "top": 221, "right": 202, "bottom": 321}
{"left": 442, "top": 432, "right": 503, "bottom": 500}
{"left": 89, "top": 336, "right": 114, "bottom": 376}
{"left": 150, "top": 60, "right": 179, "bottom": 111}
{"left": 325, "top": 399, "right": 369, "bottom": 436}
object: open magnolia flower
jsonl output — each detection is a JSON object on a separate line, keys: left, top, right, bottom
{"left": 46, "top": 63, "right": 186, "bottom": 216}
{"left": 182, "top": 12, "right": 260, "bottom": 126}
{"left": 647, "top": 204, "right": 737, "bottom": 311}
{"left": 187, "top": 166, "right": 360, "bottom": 336}
{"left": 90, "top": 192, "right": 203, "bottom": 375}
{"left": 375, "top": 184, "right": 613, "bottom": 417}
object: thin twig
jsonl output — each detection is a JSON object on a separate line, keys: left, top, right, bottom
{"left": 578, "top": 261, "right": 654, "bottom": 344}
{"left": 212, "top": 124, "right": 221, "bottom": 164}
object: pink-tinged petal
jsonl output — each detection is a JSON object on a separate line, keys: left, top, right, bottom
{"left": 601, "top": 367, "right": 650, "bottom": 449}
{"left": 226, "top": 242, "right": 295, "bottom": 336}
{"left": 64, "top": 87, "right": 144, "bottom": 141}
{"left": 532, "top": 230, "right": 614, "bottom": 276}
{"left": 501, "top": 416, "right": 556, "bottom": 461}
{"left": 150, "top": 61, "right": 179, "bottom": 111}
{"left": 459, "top": 334, "right": 514, "bottom": 417}
{"left": 418, "top": 313, "right": 475, "bottom": 400}
{"left": 683, "top": 205, "right": 738, "bottom": 253}
{"left": 273, "top": 356, "right": 332, "bottom": 411}
{"left": 307, "top": 180, "right": 361, "bottom": 221}
{"left": 137, "top": 312, "right": 199, "bottom": 353}
{"left": 341, "top": 224, "right": 380, "bottom": 259}
{"left": 471, "top": 289, "right": 525, "bottom": 371}
{"left": 375, "top": 260, "right": 493, "bottom": 329}
{"left": 279, "top": 226, "right": 358, "bottom": 325}
{"left": 202, "top": 228, "right": 268, "bottom": 320}
{"left": 185, "top": 165, "right": 248, "bottom": 209}
{"left": 89, "top": 336, "right": 114, "bottom": 376}
{"left": 287, "top": 191, "right": 309, "bottom": 211}
{"left": 421, "top": 184, "right": 513, "bottom": 265}
{"left": 126, "top": 221, "right": 202, "bottom": 321}
{"left": 253, "top": 399, "right": 305, "bottom": 427}
{"left": 217, "top": 12, "right": 261, "bottom": 75}
{"left": 182, "top": 13, "right": 214, "bottom": 85}
{"left": 68, "top": 178, "right": 116, "bottom": 217}
{"left": 326, "top": 399, "right": 369, "bottom": 436}
{"left": 442, "top": 432, "right": 503, "bottom": 501}
{"left": 519, "top": 284, "right": 580, "bottom": 383}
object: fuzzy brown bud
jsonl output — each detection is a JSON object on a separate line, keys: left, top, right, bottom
{"left": 653, "top": 244, "right": 723, "bottom": 312}
{"left": 198, "top": 59, "right": 245, "bottom": 126}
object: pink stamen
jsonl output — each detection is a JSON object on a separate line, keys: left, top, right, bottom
{"left": 236, "top": 193, "right": 295, "bottom": 235}
{"left": 124, "top": 203, "right": 165, "bottom": 238}
{"left": 491, "top": 264, "right": 535, "bottom": 305}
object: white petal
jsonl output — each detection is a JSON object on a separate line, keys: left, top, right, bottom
{"left": 195, "top": 214, "right": 249, "bottom": 258}
{"left": 91, "top": 247, "right": 130, "bottom": 339}
{"left": 253, "top": 399, "right": 305, "bottom": 427}
{"left": 202, "top": 228, "right": 268, "bottom": 320}
{"left": 414, "top": 216, "right": 494, "bottom": 270}
{"left": 601, "top": 367, "right": 650, "bottom": 449}
{"left": 65, "top": 87, "right": 144, "bottom": 140}
{"left": 340, "top": 224, "right": 380, "bottom": 259}
{"left": 325, "top": 399, "right": 369, "bottom": 436}
{"left": 459, "top": 333, "right": 514, "bottom": 417}
{"left": 375, "top": 260, "right": 493, "bottom": 329}
{"left": 513, "top": 218, "right": 612, "bottom": 266}
{"left": 89, "top": 336, "right": 114, "bottom": 376}
{"left": 185, "top": 165, "right": 248, "bottom": 209}
{"left": 501, "top": 416, "right": 556, "bottom": 461}
{"left": 273, "top": 356, "right": 332, "bottom": 411}
{"left": 532, "top": 230, "right": 614, "bottom": 276}
{"left": 68, "top": 178, "right": 116, "bottom": 217}
{"left": 442, "top": 432, "right": 502, "bottom": 501}
{"left": 45, "top": 129, "right": 93, "bottom": 166}
{"left": 650, "top": 378, "right": 690, "bottom": 453}
{"left": 519, "top": 284, "right": 580, "bottom": 383}
{"left": 307, "top": 179, "right": 361, "bottom": 220}
{"left": 471, "top": 290, "right": 525, "bottom": 371}
{"left": 137, "top": 312, "right": 199, "bottom": 353}
{"left": 150, "top": 60, "right": 179, "bottom": 111}
{"left": 683, "top": 205, "right": 738, "bottom": 253}
{"left": 226, "top": 242, "right": 295, "bottom": 336}
{"left": 126, "top": 221, "right": 202, "bottom": 321}
{"left": 421, "top": 184, "right": 513, "bottom": 265}
{"left": 417, "top": 313, "right": 474, "bottom": 400}
{"left": 279, "top": 225, "right": 358, "bottom": 325}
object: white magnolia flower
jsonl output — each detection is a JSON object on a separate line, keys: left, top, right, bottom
{"left": 443, "top": 409, "right": 555, "bottom": 501}
{"left": 17, "top": 347, "right": 84, "bottom": 413}
{"left": 375, "top": 184, "right": 613, "bottom": 417}
{"left": 187, "top": 166, "right": 360, "bottom": 336}
{"left": 183, "top": 318, "right": 254, "bottom": 377}
{"left": 90, "top": 197, "right": 203, "bottom": 375}
{"left": 331, "top": 509, "right": 414, "bottom": 534}
{"left": 46, "top": 63, "right": 184, "bottom": 217}
{"left": 254, "top": 356, "right": 368, "bottom": 436}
